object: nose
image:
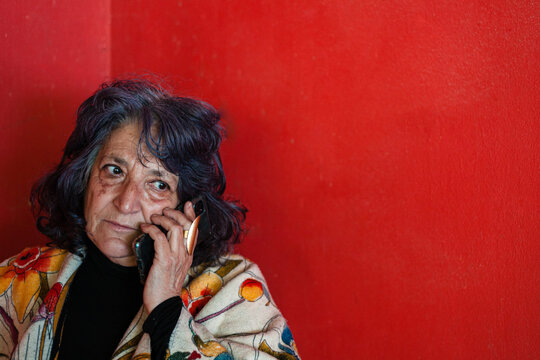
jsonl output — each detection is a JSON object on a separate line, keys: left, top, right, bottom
{"left": 113, "top": 179, "right": 141, "bottom": 214}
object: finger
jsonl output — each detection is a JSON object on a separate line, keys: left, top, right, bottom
{"left": 140, "top": 223, "right": 170, "bottom": 259}
{"left": 140, "top": 223, "right": 167, "bottom": 241}
{"left": 150, "top": 214, "right": 184, "bottom": 254}
{"left": 162, "top": 207, "right": 193, "bottom": 227}
{"left": 183, "top": 201, "right": 196, "bottom": 221}
{"left": 150, "top": 213, "right": 182, "bottom": 233}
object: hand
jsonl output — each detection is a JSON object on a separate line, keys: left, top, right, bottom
{"left": 140, "top": 201, "right": 198, "bottom": 314}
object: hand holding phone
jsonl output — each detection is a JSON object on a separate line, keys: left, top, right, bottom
{"left": 132, "top": 196, "right": 212, "bottom": 284}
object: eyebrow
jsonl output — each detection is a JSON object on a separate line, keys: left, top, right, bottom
{"left": 102, "top": 155, "right": 174, "bottom": 179}
{"left": 106, "top": 156, "right": 128, "bottom": 167}
{"left": 148, "top": 169, "right": 167, "bottom": 178}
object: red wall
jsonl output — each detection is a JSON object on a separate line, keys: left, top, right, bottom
{"left": 3, "top": 1, "right": 539, "bottom": 358}
{"left": 0, "top": 1, "right": 110, "bottom": 255}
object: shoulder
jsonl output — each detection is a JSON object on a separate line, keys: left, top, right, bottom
{"left": 179, "top": 254, "right": 301, "bottom": 358}
{"left": 0, "top": 246, "right": 68, "bottom": 273}
{"left": 0, "top": 246, "right": 69, "bottom": 325}
{"left": 189, "top": 254, "right": 265, "bottom": 285}
{"left": 182, "top": 253, "right": 273, "bottom": 317}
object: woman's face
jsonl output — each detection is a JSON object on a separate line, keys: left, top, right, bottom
{"left": 84, "top": 122, "right": 180, "bottom": 266}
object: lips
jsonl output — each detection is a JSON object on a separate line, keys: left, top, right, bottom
{"left": 104, "top": 220, "right": 138, "bottom": 232}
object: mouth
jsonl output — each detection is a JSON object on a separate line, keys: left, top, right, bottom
{"left": 104, "top": 220, "right": 139, "bottom": 232}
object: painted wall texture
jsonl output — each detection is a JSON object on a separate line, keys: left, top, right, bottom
{"left": 2, "top": 1, "right": 539, "bottom": 359}
{"left": 0, "top": 1, "right": 111, "bottom": 255}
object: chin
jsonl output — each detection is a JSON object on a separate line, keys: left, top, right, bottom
{"left": 110, "top": 253, "right": 137, "bottom": 267}
{"left": 105, "top": 249, "right": 137, "bottom": 267}
{"left": 94, "top": 237, "right": 137, "bottom": 266}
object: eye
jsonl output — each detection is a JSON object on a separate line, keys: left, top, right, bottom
{"left": 150, "top": 180, "right": 170, "bottom": 191}
{"left": 104, "top": 165, "right": 123, "bottom": 176}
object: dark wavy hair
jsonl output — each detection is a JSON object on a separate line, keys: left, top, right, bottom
{"left": 31, "top": 79, "right": 247, "bottom": 266}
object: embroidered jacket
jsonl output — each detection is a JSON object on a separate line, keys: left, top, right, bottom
{"left": 0, "top": 247, "right": 300, "bottom": 359}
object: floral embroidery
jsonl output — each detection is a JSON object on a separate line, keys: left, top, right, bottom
{"left": 180, "top": 259, "right": 242, "bottom": 317}
{"left": 214, "top": 353, "right": 233, "bottom": 360}
{"left": 0, "top": 247, "right": 66, "bottom": 322}
{"left": 258, "top": 324, "right": 300, "bottom": 360}
{"left": 0, "top": 305, "right": 18, "bottom": 348}
{"left": 35, "top": 282, "right": 63, "bottom": 321}
{"left": 165, "top": 351, "right": 202, "bottom": 360}
{"left": 278, "top": 325, "right": 300, "bottom": 359}
{"left": 239, "top": 278, "right": 264, "bottom": 301}
{"left": 181, "top": 271, "right": 223, "bottom": 316}
{"left": 0, "top": 253, "right": 299, "bottom": 359}
{"left": 187, "top": 351, "right": 201, "bottom": 360}
{"left": 186, "top": 319, "right": 229, "bottom": 358}
{"left": 131, "top": 353, "right": 151, "bottom": 360}
{"left": 196, "top": 278, "right": 269, "bottom": 324}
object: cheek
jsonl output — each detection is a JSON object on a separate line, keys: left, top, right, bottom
{"left": 141, "top": 196, "right": 179, "bottom": 222}
{"left": 84, "top": 177, "right": 109, "bottom": 221}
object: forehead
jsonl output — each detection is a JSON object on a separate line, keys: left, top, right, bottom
{"left": 98, "top": 122, "right": 172, "bottom": 174}
{"left": 100, "top": 122, "right": 142, "bottom": 153}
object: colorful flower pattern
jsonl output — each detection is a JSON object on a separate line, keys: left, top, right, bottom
{"left": 0, "top": 247, "right": 66, "bottom": 322}
{"left": 0, "top": 250, "right": 299, "bottom": 359}
{"left": 35, "top": 282, "right": 63, "bottom": 321}
{"left": 258, "top": 324, "right": 300, "bottom": 360}
{"left": 239, "top": 278, "right": 264, "bottom": 301}
{"left": 181, "top": 271, "right": 223, "bottom": 317}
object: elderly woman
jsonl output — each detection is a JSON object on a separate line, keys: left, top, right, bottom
{"left": 0, "top": 80, "right": 300, "bottom": 360}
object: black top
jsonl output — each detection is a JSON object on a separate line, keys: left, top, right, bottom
{"left": 50, "top": 242, "right": 182, "bottom": 360}
{"left": 144, "top": 296, "right": 183, "bottom": 360}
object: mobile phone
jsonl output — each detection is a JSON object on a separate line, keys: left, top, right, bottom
{"left": 132, "top": 196, "right": 212, "bottom": 284}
